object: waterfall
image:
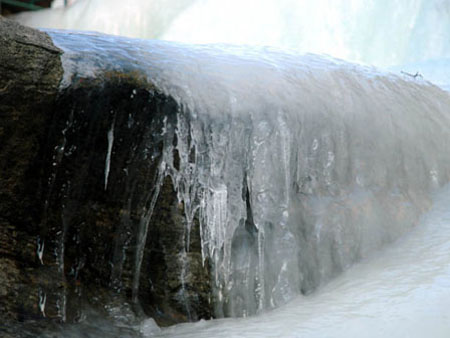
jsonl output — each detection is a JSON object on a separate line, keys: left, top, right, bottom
{"left": 154, "top": 184, "right": 450, "bottom": 337}
{"left": 162, "top": 0, "right": 450, "bottom": 68}
{"left": 13, "top": 0, "right": 450, "bottom": 93}
{"left": 49, "top": 30, "right": 450, "bottom": 319}
{"left": 4, "top": 0, "right": 449, "bottom": 332}
{"left": 12, "top": 0, "right": 197, "bottom": 39}
{"left": 12, "top": 0, "right": 450, "bottom": 68}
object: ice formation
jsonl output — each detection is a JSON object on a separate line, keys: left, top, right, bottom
{"left": 49, "top": 30, "right": 450, "bottom": 316}
{"left": 157, "top": 185, "right": 450, "bottom": 337}
{"left": 104, "top": 117, "right": 115, "bottom": 190}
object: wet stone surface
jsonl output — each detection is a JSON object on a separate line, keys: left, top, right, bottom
{"left": 0, "top": 17, "right": 212, "bottom": 336}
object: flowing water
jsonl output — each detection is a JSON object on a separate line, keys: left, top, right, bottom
{"left": 8, "top": 1, "right": 450, "bottom": 336}
{"left": 150, "top": 184, "right": 450, "bottom": 338}
{"left": 13, "top": 0, "right": 450, "bottom": 68}
{"left": 12, "top": 0, "right": 197, "bottom": 39}
{"left": 42, "top": 29, "right": 450, "bottom": 337}
{"left": 162, "top": 0, "right": 450, "bottom": 67}
{"left": 13, "top": 0, "right": 450, "bottom": 90}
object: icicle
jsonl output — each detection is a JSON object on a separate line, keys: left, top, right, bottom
{"left": 38, "top": 289, "right": 47, "bottom": 318}
{"left": 132, "top": 146, "right": 168, "bottom": 302}
{"left": 36, "top": 236, "right": 45, "bottom": 265}
{"left": 256, "top": 226, "right": 265, "bottom": 312}
{"left": 104, "top": 115, "right": 115, "bottom": 190}
{"left": 110, "top": 196, "right": 133, "bottom": 291}
{"left": 49, "top": 30, "right": 450, "bottom": 317}
{"left": 207, "top": 184, "right": 228, "bottom": 284}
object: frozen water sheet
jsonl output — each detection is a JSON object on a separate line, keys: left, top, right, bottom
{"left": 49, "top": 30, "right": 450, "bottom": 317}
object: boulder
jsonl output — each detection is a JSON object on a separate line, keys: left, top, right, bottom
{"left": 0, "top": 17, "right": 211, "bottom": 335}
{"left": 0, "top": 16, "right": 63, "bottom": 325}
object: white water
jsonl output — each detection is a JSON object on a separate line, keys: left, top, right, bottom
{"left": 3, "top": 0, "right": 449, "bottom": 335}
{"left": 13, "top": 0, "right": 450, "bottom": 91}
{"left": 162, "top": 0, "right": 450, "bottom": 67}
{"left": 13, "top": 1, "right": 450, "bottom": 72}
{"left": 49, "top": 30, "right": 450, "bottom": 330}
{"left": 163, "top": 0, "right": 450, "bottom": 90}
{"left": 150, "top": 184, "right": 450, "bottom": 338}
{"left": 13, "top": 0, "right": 196, "bottom": 39}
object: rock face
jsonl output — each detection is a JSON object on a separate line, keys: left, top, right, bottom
{"left": 0, "top": 17, "right": 211, "bottom": 334}
{"left": 0, "top": 16, "right": 63, "bottom": 324}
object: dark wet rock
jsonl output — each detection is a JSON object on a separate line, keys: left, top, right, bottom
{"left": 0, "top": 17, "right": 211, "bottom": 333}
{"left": 47, "top": 76, "right": 212, "bottom": 325}
{"left": 0, "top": 16, "right": 63, "bottom": 325}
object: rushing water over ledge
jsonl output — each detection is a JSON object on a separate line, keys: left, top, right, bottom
{"left": 15, "top": 29, "right": 450, "bottom": 336}
{"left": 12, "top": 0, "right": 450, "bottom": 69}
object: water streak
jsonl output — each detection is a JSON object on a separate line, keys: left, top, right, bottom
{"left": 104, "top": 115, "right": 115, "bottom": 190}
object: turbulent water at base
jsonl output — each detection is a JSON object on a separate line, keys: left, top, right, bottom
{"left": 151, "top": 184, "right": 450, "bottom": 338}
{"left": 45, "top": 29, "right": 450, "bottom": 337}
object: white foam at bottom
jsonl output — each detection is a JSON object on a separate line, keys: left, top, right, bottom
{"left": 153, "top": 184, "right": 450, "bottom": 337}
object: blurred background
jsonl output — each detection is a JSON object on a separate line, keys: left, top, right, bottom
{"left": 0, "top": 0, "right": 72, "bottom": 14}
